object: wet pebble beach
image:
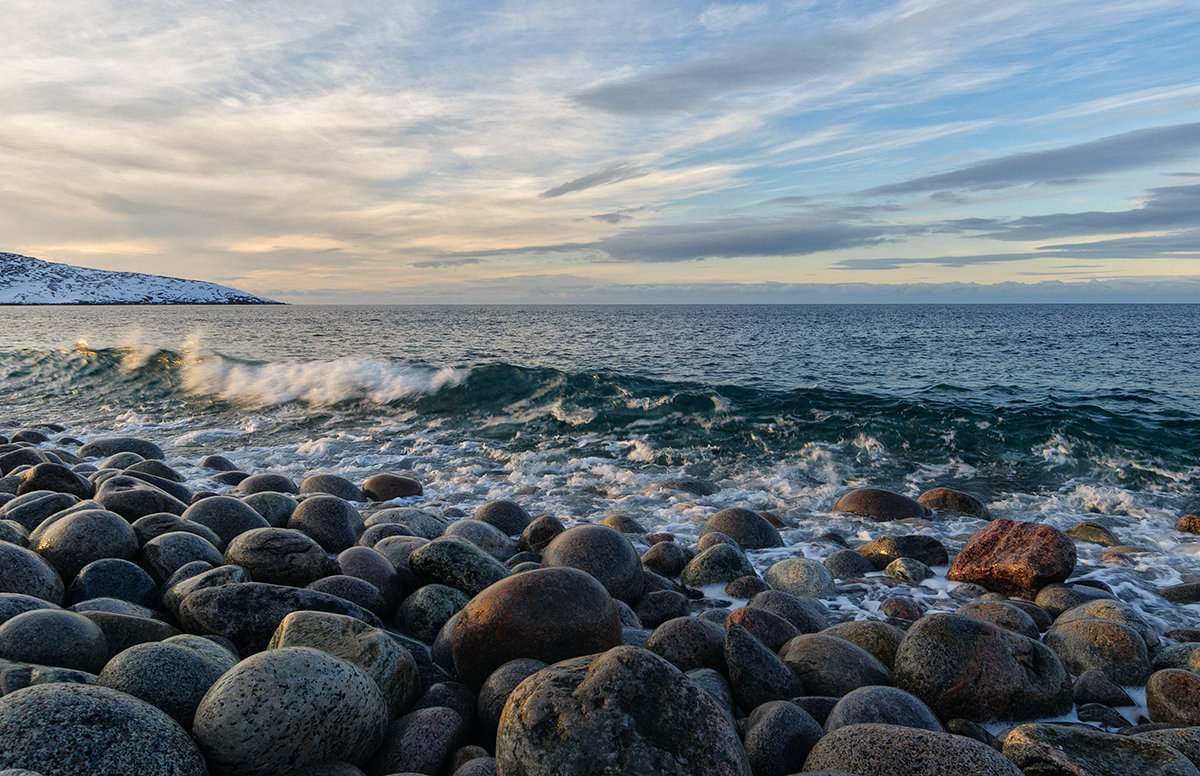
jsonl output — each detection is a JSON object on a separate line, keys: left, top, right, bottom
{"left": 3, "top": 427, "right": 1200, "bottom": 776}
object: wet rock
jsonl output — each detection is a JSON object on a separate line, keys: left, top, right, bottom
{"left": 178, "top": 582, "right": 382, "bottom": 655}
{"left": 16, "top": 463, "right": 92, "bottom": 499}
{"left": 237, "top": 472, "right": 298, "bottom": 495}
{"left": 289, "top": 494, "right": 362, "bottom": 553}
{"left": 1003, "top": 722, "right": 1200, "bottom": 776}
{"left": 366, "top": 507, "right": 447, "bottom": 540}
{"left": 130, "top": 512, "right": 223, "bottom": 549}
{"left": 357, "top": 522, "right": 415, "bottom": 546}
{"left": 833, "top": 488, "right": 930, "bottom": 521}
{"left": 947, "top": 518, "right": 1077, "bottom": 597}
{"left": 450, "top": 566, "right": 622, "bottom": 689}
{"left": 748, "top": 589, "right": 828, "bottom": 633}
{"left": 641, "top": 540, "right": 689, "bottom": 578}
{"left": 763, "top": 557, "right": 834, "bottom": 598}
{"left": 1045, "top": 618, "right": 1151, "bottom": 685}
{"left": 541, "top": 524, "right": 645, "bottom": 603}
{"left": 635, "top": 589, "right": 688, "bottom": 629}
{"left": 1147, "top": 669, "right": 1200, "bottom": 725}
{"left": 2, "top": 491, "right": 77, "bottom": 531}
{"left": 194, "top": 646, "right": 388, "bottom": 776}
{"left": 476, "top": 659, "right": 546, "bottom": 746}
{"left": 163, "top": 633, "right": 239, "bottom": 671}
{"left": 779, "top": 633, "right": 893, "bottom": 696}
{"left": 1077, "top": 702, "right": 1133, "bottom": 730}
{"left": 66, "top": 558, "right": 157, "bottom": 609}
{"left": 697, "top": 531, "right": 740, "bottom": 552}
{"left": 0, "top": 542, "right": 63, "bottom": 604}
{"left": 955, "top": 600, "right": 1040, "bottom": 639}
{"left": 518, "top": 514, "right": 564, "bottom": 554}
{"left": 820, "top": 620, "right": 906, "bottom": 669}
{"left": 1153, "top": 643, "right": 1200, "bottom": 671}
{"left": 680, "top": 543, "right": 755, "bottom": 587}
{"left": 1134, "top": 728, "right": 1200, "bottom": 771}
{"left": 824, "top": 685, "right": 943, "bottom": 732}
{"left": 241, "top": 490, "right": 298, "bottom": 526}
{"left": 600, "top": 511, "right": 648, "bottom": 534}
{"left": 1074, "top": 667, "right": 1135, "bottom": 707}
{"left": 367, "top": 705, "right": 463, "bottom": 776}
{"left": 824, "top": 548, "right": 875, "bottom": 579}
{"left": 1067, "top": 520, "right": 1123, "bottom": 546}
{"left": 804, "top": 722, "right": 1022, "bottom": 775}
{"left": 0, "top": 609, "right": 108, "bottom": 673}
{"left": 139, "top": 531, "right": 223, "bottom": 584}
{"left": 200, "top": 454, "right": 237, "bottom": 471}
{"left": 725, "top": 574, "right": 770, "bottom": 598}
{"left": 361, "top": 473, "right": 422, "bottom": 501}
{"left": 725, "top": 621, "right": 804, "bottom": 711}
{"left": 917, "top": 487, "right": 990, "bottom": 518}
{"left": 742, "top": 700, "right": 824, "bottom": 776}
{"left": 1161, "top": 583, "right": 1200, "bottom": 605}
{"left": 700, "top": 507, "right": 782, "bottom": 549}
{"left": 398, "top": 583, "right": 470, "bottom": 644}
{"left": 645, "top": 615, "right": 726, "bottom": 673}
{"left": 444, "top": 519, "right": 518, "bottom": 561}
{"left": 79, "top": 437, "right": 165, "bottom": 460}
{"left": 34, "top": 508, "right": 137, "bottom": 582}
{"left": 1035, "top": 582, "right": 1117, "bottom": 618}
{"left": 495, "top": 646, "right": 751, "bottom": 776}
{"left": 95, "top": 477, "right": 188, "bottom": 520}
{"left": 409, "top": 537, "right": 510, "bottom": 597}
{"left": 269, "top": 610, "right": 420, "bottom": 717}
{"left": 96, "top": 641, "right": 225, "bottom": 728}
{"left": 0, "top": 683, "right": 206, "bottom": 775}
{"left": 884, "top": 557, "right": 934, "bottom": 584}
{"left": 726, "top": 605, "right": 800, "bottom": 652}
{"left": 181, "top": 496, "right": 270, "bottom": 547}
{"left": 299, "top": 473, "right": 363, "bottom": 502}
{"left": 224, "top": 526, "right": 339, "bottom": 587}
{"left": 856, "top": 535, "right": 948, "bottom": 570}
{"left": 893, "top": 613, "right": 1072, "bottom": 722}
{"left": 121, "top": 470, "right": 192, "bottom": 504}
{"left": 472, "top": 500, "right": 532, "bottom": 536}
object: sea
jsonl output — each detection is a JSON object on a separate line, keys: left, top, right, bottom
{"left": 2, "top": 303, "right": 1200, "bottom": 637}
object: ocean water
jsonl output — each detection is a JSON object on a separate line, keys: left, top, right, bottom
{"left": 3, "top": 303, "right": 1200, "bottom": 637}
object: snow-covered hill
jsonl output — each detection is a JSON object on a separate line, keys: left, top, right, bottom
{"left": 0, "top": 252, "right": 279, "bottom": 304}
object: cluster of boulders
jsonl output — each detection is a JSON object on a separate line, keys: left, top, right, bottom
{"left": 1, "top": 426, "right": 1200, "bottom": 776}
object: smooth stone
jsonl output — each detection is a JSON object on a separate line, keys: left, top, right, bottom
{"left": 357, "top": 522, "right": 416, "bottom": 546}
{"left": 947, "top": 518, "right": 1077, "bottom": 597}
{"left": 450, "top": 566, "right": 622, "bottom": 689}
{"left": 893, "top": 612, "right": 1072, "bottom": 722}
{"left": 540, "top": 524, "right": 645, "bottom": 603}
{"left": 162, "top": 633, "right": 239, "bottom": 671}
{"left": 1148, "top": 669, "right": 1200, "bottom": 725}
{"left": 306, "top": 575, "right": 386, "bottom": 615}
{"left": 645, "top": 615, "right": 727, "bottom": 673}
{"left": 0, "top": 448, "right": 46, "bottom": 477}
{"left": 224, "top": 526, "right": 339, "bottom": 587}
{"left": 240, "top": 490, "right": 298, "bottom": 526}
{"left": 764, "top": 557, "right": 835, "bottom": 598}
{"left": 725, "top": 574, "right": 770, "bottom": 597}
{"left": 856, "top": 535, "right": 948, "bottom": 570}
{"left": 34, "top": 508, "right": 137, "bottom": 582}
{"left": 724, "top": 621, "right": 805, "bottom": 712}
{"left": 444, "top": 519, "right": 518, "bottom": 561}
{"left": 917, "top": 487, "right": 990, "bottom": 518}
{"left": 288, "top": 495, "right": 362, "bottom": 553}
{"left": 680, "top": 542, "right": 755, "bottom": 587}
{"left": 178, "top": 582, "right": 383, "bottom": 655}
{"left": 0, "top": 521, "right": 24, "bottom": 546}
{"left": 1045, "top": 618, "right": 1151, "bottom": 685}
{"left": 1074, "top": 668, "right": 1136, "bottom": 707}
{"left": 124, "top": 460, "right": 185, "bottom": 483}
{"left": 96, "top": 641, "right": 225, "bottom": 728}
{"left": 66, "top": 558, "right": 157, "bottom": 608}
{"left": 95, "top": 477, "right": 187, "bottom": 520}
{"left": 495, "top": 646, "right": 751, "bottom": 776}
{"left": 398, "top": 583, "right": 471, "bottom": 644}
{"left": 1036, "top": 582, "right": 1117, "bottom": 618}
{"left": 742, "top": 700, "right": 824, "bottom": 776}
{"left": 193, "top": 646, "right": 388, "bottom": 776}
{"left": 99, "top": 452, "right": 144, "bottom": 470}
{"left": 635, "top": 589, "right": 688, "bottom": 629}
{"left": 700, "top": 507, "right": 782, "bottom": 549}
{"left": 472, "top": 500, "right": 532, "bottom": 536}
{"left": 367, "top": 706, "right": 463, "bottom": 776}
{"left": 181, "top": 496, "right": 270, "bottom": 546}
{"left": 409, "top": 537, "right": 510, "bottom": 597}
{"left": 778, "top": 633, "right": 893, "bottom": 697}
{"left": 161, "top": 564, "right": 250, "bottom": 617}
{"left": 0, "top": 683, "right": 206, "bottom": 776}
{"left": 237, "top": 472, "right": 298, "bottom": 495}
{"left": 0, "top": 609, "right": 108, "bottom": 673}
{"left": 747, "top": 589, "right": 829, "bottom": 633}
{"left": 337, "top": 546, "right": 402, "bottom": 609}
{"left": 1154, "top": 643, "right": 1200, "bottom": 671}
{"left": 824, "top": 548, "right": 875, "bottom": 579}
{"left": 130, "top": 512, "right": 223, "bottom": 548}
{"left": 80, "top": 611, "right": 178, "bottom": 655}
{"left": 268, "top": 610, "right": 420, "bottom": 717}
{"left": 1067, "top": 520, "right": 1123, "bottom": 546}
{"left": 518, "top": 514, "right": 565, "bottom": 553}
{"left": 1, "top": 491, "right": 77, "bottom": 531}
{"left": 955, "top": 600, "right": 1040, "bottom": 639}
{"left": 199, "top": 454, "right": 238, "bottom": 471}
{"left": 1003, "top": 722, "right": 1200, "bottom": 776}
{"left": 16, "top": 463, "right": 92, "bottom": 499}
{"left": 803, "top": 722, "right": 1023, "bottom": 775}
{"left": 299, "top": 473, "right": 363, "bottom": 502}
{"left": 362, "top": 473, "right": 423, "bottom": 501}
{"left": 139, "top": 531, "right": 223, "bottom": 584}
{"left": 641, "top": 541, "right": 689, "bottom": 578}
{"left": 832, "top": 488, "right": 930, "bottom": 521}
{"left": 69, "top": 597, "right": 156, "bottom": 618}
{"left": 820, "top": 620, "right": 906, "bottom": 669}
{"left": 476, "top": 659, "right": 547, "bottom": 745}
{"left": 884, "top": 557, "right": 934, "bottom": 584}
{"left": 1056, "top": 597, "right": 1162, "bottom": 656}
{"left": 0, "top": 542, "right": 63, "bottom": 604}
{"left": 78, "top": 437, "right": 164, "bottom": 460}
{"left": 600, "top": 511, "right": 648, "bottom": 534}
{"left": 1135, "top": 729, "right": 1200, "bottom": 771}
{"left": 0, "top": 593, "right": 58, "bottom": 626}
{"left": 824, "top": 685, "right": 942, "bottom": 732}
{"left": 366, "top": 507, "right": 447, "bottom": 540}
{"left": 726, "top": 605, "right": 800, "bottom": 652}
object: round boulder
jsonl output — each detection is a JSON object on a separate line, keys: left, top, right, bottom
{"left": 804, "top": 722, "right": 1022, "bottom": 775}
{"left": 181, "top": 496, "right": 270, "bottom": 547}
{"left": 0, "top": 541, "right": 64, "bottom": 604}
{"left": 700, "top": 508, "right": 782, "bottom": 550}
{"left": 832, "top": 489, "right": 930, "bottom": 521}
{"left": 824, "top": 685, "right": 942, "bottom": 732}
{"left": 917, "top": 487, "right": 990, "bottom": 518}
{"left": 288, "top": 495, "right": 361, "bottom": 553}
{"left": 96, "top": 641, "right": 226, "bottom": 728}
{"left": 362, "top": 473, "right": 422, "bottom": 501}
{"left": 946, "top": 518, "right": 1076, "bottom": 597}
{"left": 472, "top": 500, "right": 532, "bottom": 536}
{"left": 0, "top": 609, "right": 108, "bottom": 673}
{"left": 778, "top": 634, "right": 893, "bottom": 697}
{"left": 34, "top": 509, "right": 138, "bottom": 582}
{"left": 299, "top": 474, "right": 363, "bottom": 502}
{"left": 540, "top": 525, "right": 645, "bottom": 603}
{"left": 224, "top": 527, "right": 339, "bottom": 587}
{"left": 764, "top": 557, "right": 834, "bottom": 598}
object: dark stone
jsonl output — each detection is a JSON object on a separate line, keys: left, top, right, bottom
{"left": 1074, "top": 668, "right": 1135, "bottom": 707}
{"left": 541, "top": 524, "right": 645, "bottom": 603}
{"left": 0, "top": 683, "right": 207, "bottom": 775}
{"left": 742, "top": 700, "right": 823, "bottom": 776}
{"left": 893, "top": 613, "right": 1072, "bottom": 722}
{"left": 724, "top": 621, "right": 804, "bottom": 712}
{"left": 747, "top": 589, "right": 828, "bottom": 633}
{"left": 635, "top": 589, "right": 688, "bottom": 629}
{"left": 856, "top": 535, "right": 948, "bottom": 570}
{"left": 139, "top": 531, "right": 223, "bottom": 584}
{"left": 824, "top": 685, "right": 943, "bottom": 732}
{"left": 96, "top": 477, "right": 188, "bottom": 520}
{"left": 361, "top": 473, "right": 422, "bottom": 501}
{"left": 450, "top": 566, "right": 622, "bottom": 689}
{"left": 955, "top": 600, "right": 1040, "bottom": 639}
{"left": 81, "top": 611, "right": 178, "bottom": 656}
{"left": 1035, "top": 582, "right": 1117, "bottom": 618}
{"left": 778, "top": 633, "right": 893, "bottom": 697}
{"left": 947, "top": 518, "right": 1077, "bottom": 597}
{"left": 700, "top": 507, "right": 782, "bottom": 549}
{"left": 181, "top": 496, "right": 270, "bottom": 547}
{"left": 240, "top": 491, "right": 297, "bottom": 526}
{"left": 299, "top": 474, "right": 363, "bottom": 502}
{"left": 641, "top": 541, "right": 689, "bottom": 578}
{"left": 680, "top": 543, "right": 756, "bottom": 587}
{"left": 78, "top": 437, "right": 165, "bottom": 460}
{"left": 211, "top": 471, "right": 250, "bottom": 486}
{"left": 804, "top": 723, "right": 1023, "bottom": 775}
{"left": 409, "top": 537, "right": 510, "bottom": 597}
{"left": 33, "top": 508, "right": 137, "bottom": 582}
{"left": 0, "top": 609, "right": 108, "bottom": 673}
{"left": 200, "top": 454, "right": 237, "bottom": 471}
{"left": 645, "top": 615, "right": 726, "bottom": 673}
{"left": 0, "top": 541, "right": 63, "bottom": 604}
{"left": 130, "top": 512, "right": 222, "bottom": 549}
{"left": 1, "top": 491, "right": 77, "bottom": 531}
{"left": 1147, "top": 669, "right": 1200, "bottom": 725}
{"left": 1045, "top": 618, "right": 1151, "bottom": 685}
{"left": 161, "top": 565, "right": 250, "bottom": 618}
{"left": 725, "top": 575, "right": 769, "bottom": 598}
{"left": 518, "top": 514, "right": 565, "bottom": 554}
{"left": 306, "top": 575, "right": 387, "bottom": 617}
{"left": 237, "top": 472, "right": 299, "bottom": 495}
{"left": 1160, "top": 583, "right": 1200, "bottom": 605}
{"left": 495, "top": 647, "right": 751, "bottom": 776}
{"left": 397, "top": 583, "right": 470, "bottom": 643}
{"left": 600, "top": 512, "right": 648, "bottom": 534}
{"left": 367, "top": 706, "right": 463, "bottom": 776}
{"left": 820, "top": 620, "right": 906, "bottom": 669}
{"left": 337, "top": 546, "right": 402, "bottom": 609}
{"left": 1067, "top": 520, "right": 1123, "bottom": 546}
{"left": 96, "top": 641, "right": 225, "bottom": 728}
{"left": 365, "top": 508, "right": 446, "bottom": 540}
{"left": 832, "top": 488, "right": 930, "bottom": 521}
{"left": 444, "top": 519, "right": 517, "bottom": 561}
{"left": 917, "top": 487, "right": 990, "bottom": 518}
{"left": 66, "top": 558, "right": 158, "bottom": 608}
{"left": 178, "top": 582, "right": 382, "bottom": 655}
{"left": 0, "top": 592, "right": 58, "bottom": 626}
{"left": 472, "top": 500, "right": 532, "bottom": 536}
{"left": 476, "top": 659, "right": 546, "bottom": 746}
{"left": 0, "top": 447, "right": 46, "bottom": 477}
{"left": 1003, "top": 722, "right": 1200, "bottom": 776}
{"left": 726, "top": 605, "right": 800, "bottom": 652}
{"left": 224, "top": 527, "right": 339, "bottom": 587}
{"left": 288, "top": 495, "right": 361, "bottom": 553}
{"left": 357, "top": 522, "right": 415, "bottom": 547}
{"left": 824, "top": 548, "right": 875, "bottom": 579}
{"left": 884, "top": 557, "right": 933, "bottom": 584}
{"left": 16, "top": 463, "right": 92, "bottom": 499}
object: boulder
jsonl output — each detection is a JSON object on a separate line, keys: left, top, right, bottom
{"left": 742, "top": 700, "right": 823, "bottom": 776}
{"left": 1003, "top": 722, "right": 1200, "bottom": 776}
{"left": 778, "top": 634, "right": 893, "bottom": 697}
{"left": 763, "top": 557, "right": 834, "bottom": 598}
{"left": 96, "top": 641, "right": 226, "bottom": 728}
{"left": 700, "top": 508, "right": 782, "bottom": 549}
{"left": 680, "top": 543, "right": 755, "bottom": 587}
{"left": 0, "top": 541, "right": 64, "bottom": 604}
{"left": 181, "top": 496, "right": 270, "bottom": 547}
{"left": 916, "top": 487, "right": 990, "bottom": 518}
{"left": 288, "top": 495, "right": 362, "bottom": 553}
{"left": 78, "top": 437, "right": 165, "bottom": 460}
{"left": 362, "top": 473, "right": 422, "bottom": 501}
{"left": 725, "top": 621, "right": 805, "bottom": 712}
{"left": 1044, "top": 618, "right": 1151, "bottom": 685}
{"left": 947, "top": 518, "right": 1076, "bottom": 596}
{"left": 409, "top": 537, "right": 510, "bottom": 597}
{"left": 298, "top": 474, "right": 363, "bottom": 502}
{"left": 1147, "top": 669, "right": 1200, "bottom": 725}
{"left": 367, "top": 706, "right": 463, "bottom": 776}
{"left": 540, "top": 525, "right": 645, "bottom": 603}
{"left": 224, "top": 527, "right": 339, "bottom": 587}
{"left": 0, "top": 609, "right": 108, "bottom": 673}
{"left": 832, "top": 489, "right": 930, "bottom": 521}
{"left": 824, "top": 685, "right": 942, "bottom": 732}
{"left": 803, "top": 722, "right": 1023, "bottom": 775}
{"left": 472, "top": 500, "right": 532, "bottom": 536}
{"left": 856, "top": 535, "right": 948, "bottom": 570}
{"left": 34, "top": 509, "right": 137, "bottom": 582}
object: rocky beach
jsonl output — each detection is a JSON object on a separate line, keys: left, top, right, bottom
{"left": 1, "top": 425, "right": 1200, "bottom": 776}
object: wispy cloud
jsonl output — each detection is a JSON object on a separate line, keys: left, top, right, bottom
{"left": 540, "top": 163, "right": 645, "bottom": 198}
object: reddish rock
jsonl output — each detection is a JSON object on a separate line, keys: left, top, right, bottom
{"left": 361, "top": 473, "right": 423, "bottom": 501}
{"left": 947, "top": 518, "right": 1076, "bottom": 597}
{"left": 1176, "top": 514, "right": 1200, "bottom": 534}
{"left": 832, "top": 488, "right": 930, "bottom": 521}
{"left": 917, "top": 487, "right": 990, "bottom": 518}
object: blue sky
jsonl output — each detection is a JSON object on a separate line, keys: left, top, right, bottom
{"left": 2, "top": 0, "right": 1199, "bottom": 302}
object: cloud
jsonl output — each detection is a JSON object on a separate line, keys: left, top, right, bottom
{"left": 698, "top": 3, "right": 770, "bottom": 33}
{"left": 540, "top": 163, "right": 645, "bottom": 198}
{"left": 866, "top": 122, "right": 1200, "bottom": 195}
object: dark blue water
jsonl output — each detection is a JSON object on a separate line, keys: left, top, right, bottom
{"left": 2, "top": 304, "right": 1199, "bottom": 622}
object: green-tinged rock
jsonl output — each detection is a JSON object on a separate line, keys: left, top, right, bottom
{"left": 680, "top": 543, "right": 755, "bottom": 587}
{"left": 409, "top": 537, "right": 510, "bottom": 597}
{"left": 764, "top": 557, "right": 834, "bottom": 598}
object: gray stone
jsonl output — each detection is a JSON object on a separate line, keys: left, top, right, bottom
{"left": 366, "top": 507, "right": 447, "bottom": 540}
{"left": 444, "top": 519, "right": 517, "bottom": 561}
{"left": 824, "top": 548, "right": 875, "bottom": 579}
{"left": 237, "top": 472, "right": 298, "bottom": 495}
{"left": 0, "top": 609, "right": 108, "bottom": 673}
{"left": 79, "top": 437, "right": 164, "bottom": 460}
{"left": 96, "top": 641, "right": 226, "bottom": 728}
{"left": 955, "top": 600, "right": 1040, "bottom": 639}
{"left": 495, "top": 646, "right": 751, "bottom": 776}
{"left": 742, "top": 700, "right": 823, "bottom": 776}
{"left": 472, "top": 500, "right": 532, "bottom": 536}
{"left": 181, "top": 496, "right": 270, "bottom": 546}
{"left": 95, "top": 477, "right": 187, "bottom": 520}
{"left": 193, "top": 646, "right": 388, "bottom": 776}
{"left": 700, "top": 507, "right": 782, "bottom": 549}
{"left": 1, "top": 491, "right": 77, "bottom": 532}
{"left": 361, "top": 473, "right": 422, "bottom": 501}
{"left": 139, "top": 531, "right": 223, "bottom": 584}
{"left": 824, "top": 685, "right": 942, "bottom": 732}
{"left": 0, "top": 542, "right": 63, "bottom": 604}
{"left": 518, "top": 514, "right": 564, "bottom": 553}
{"left": 1003, "top": 722, "right": 1200, "bottom": 776}
{"left": 224, "top": 526, "right": 339, "bottom": 587}
{"left": 299, "top": 473, "right": 363, "bottom": 502}
{"left": 833, "top": 489, "right": 930, "bottom": 521}
{"left": 241, "top": 490, "right": 298, "bottom": 526}
{"left": 0, "top": 593, "right": 58, "bottom": 626}
{"left": 641, "top": 541, "right": 689, "bottom": 578}
{"left": 476, "top": 659, "right": 547, "bottom": 745}
{"left": 307, "top": 575, "right": 386, "bottom": 615}
{"left": 804, "top": 722, "right": 1022, "bottom": 775}
{"left": 409, "top": 536, "right": 510, "bottom": 597}
{"left": 33, "top": 509, "right": 137, "bottom": 582}
{"left": 161, "top": 564, "right": 250, "bottom": 617}
{"left": 397, "top": 583, "right": 470, "bottom": 644}
{"left": 764, "top": 557, "right": 834, "bottom": 598}
{"left": 16, "top": 463, "right": 92, "bottom": 499}
{"left": 747, "top": 589, "right": 828, "bottom": 633}
{"left": 884, "top": 557, "right": 934, "bottom": 584}
{"left": 66, "top": 558, "right": 157, "bottom": 609}
{"left": 680, "top": 543, "right": 756, "bottom": 588}
{"left": 778, "top": 633, "right": 893, "bottom": 697}
{"left": 80, "top": 611, "right": 178, "bottom": 656}
{"left": 1045, "top": 618, "right": 1151, "bottom": 685}
{"left": 1056, "top": 598, "right": 1161, "bottom": 656}
{"left": 645, "top": 615, "right": 727, "bottom": 673}
{"left": 0, "top": 683, "right": 206, "bottom": 776}
{"left": 820, "top": 620, "right": 905, "bottom": 669}
{"left": 288, "top": 495, "right": 361, "bottom": 553}
{"left": 1147, "top": 669, "right": 1200, "bottom": 725}
{"left": 724, "top": 621, "right": 804, "bottom": 712}
{"left": 917, "top": 487, "right": 990, "bottom": 518}
{"left": 540, "top": 524, "right": 645, "bottom": 603}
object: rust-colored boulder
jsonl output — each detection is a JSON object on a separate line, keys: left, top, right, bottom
{"left": 947, "top": 518, "right": 1076, "bottom": 597}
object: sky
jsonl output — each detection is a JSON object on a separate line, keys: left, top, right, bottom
{"left": 2, "top": 0, "right": 1199, "bottom": 303}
